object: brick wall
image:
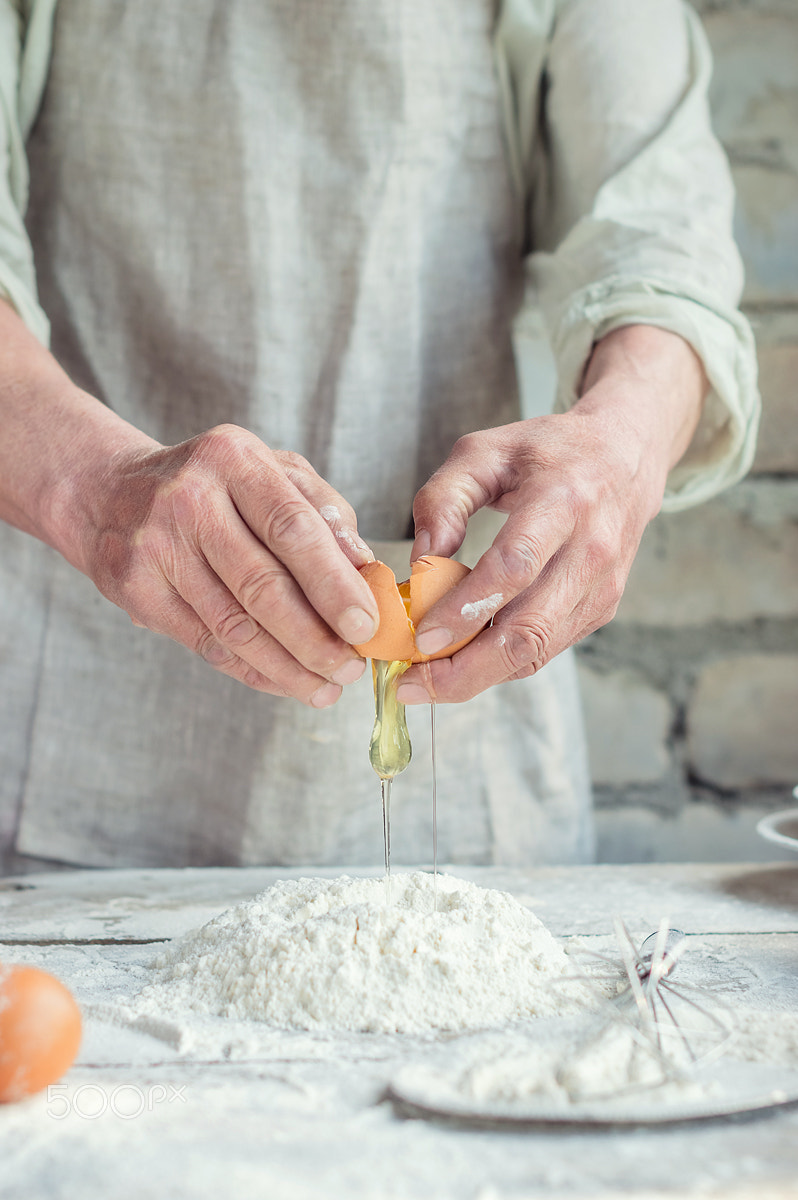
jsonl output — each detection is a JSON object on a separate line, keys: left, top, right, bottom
{"left": 576, "top": 0, "right": 798, "bottom": 862}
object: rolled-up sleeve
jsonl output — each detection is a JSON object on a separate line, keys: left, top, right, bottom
{"left": 0, "top": 0, "right": 53, "bottom": 346}
{"left": 497, "top": 0, "right": 760, "bottom": 511}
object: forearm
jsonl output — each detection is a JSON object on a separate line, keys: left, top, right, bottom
{"left": 0, "top": 299, "right": 157, "bottom": 570}
{"left": 517, "top": 0, "right": 757, "bottom": 511}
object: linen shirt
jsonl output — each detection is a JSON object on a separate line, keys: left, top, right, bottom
{"left": 0, "top": 0, "right": 760, "bottom": 874}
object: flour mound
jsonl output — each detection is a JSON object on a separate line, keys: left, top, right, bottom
{"left": 142, "top": 873, "right": 588, "bottom": 1034}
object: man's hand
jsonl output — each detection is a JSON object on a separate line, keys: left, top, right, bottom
{"left": 397, "top": 325, "right": 706, "bottom": 705}
{"left": 0, "top": 301, "right": 377, "bottom": 706}
{"left": 74, "top": 428, "right": 379, "bottom": 705}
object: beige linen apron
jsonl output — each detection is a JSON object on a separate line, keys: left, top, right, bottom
{"left": 2, "top": 0, "right": 592, "bottom": 872}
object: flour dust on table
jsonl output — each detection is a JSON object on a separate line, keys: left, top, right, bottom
{"left": 133, "top": 872, "right": 592, "bottom": 1034}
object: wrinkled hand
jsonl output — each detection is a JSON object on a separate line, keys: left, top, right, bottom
{"left": 77, "top": 425, "right": 379, "bottom": 705}
{"left": 397, "top": 411, "right": 658, "bottom": 703}
{"left": 397, "top": 327, "right": 705, "bottom": 704}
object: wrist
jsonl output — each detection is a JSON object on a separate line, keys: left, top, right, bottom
{"left": 0, "top": 299, "right": 158, "bottom": 573}
{"left": 577, "top": 324, "right": 707, "bottom": 473}
{"left": 42, "top": 390, "right": 159, "bottom": 574}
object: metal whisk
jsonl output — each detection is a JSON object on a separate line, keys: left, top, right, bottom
{"left": 585, "top": 918, "right": 736, "bottom": 1076}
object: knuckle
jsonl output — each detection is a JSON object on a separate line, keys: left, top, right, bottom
{"left": 595, "top": 572, "right": 626, "bottom": 621}
{"left": 239, "top": 664, "right": 285, "bottom": 694}
{"left": 451, "top": 431, "right": 479, "bottom": 459}
{"left": 164, "top": 424, "right": 272, "bottom": 500}
{"left": 275, "top": 449, "right": 312, "bottom": 475}
{"left": 493, "top": 533, "right": 547, "bottom": 590}
{"left": 197, "top": 423, "right": 252, "bottom": 459}
{"left": 499, "top": 619, "right": 552, "bottom": 674}
{"left": 264, "top": 496, "right": 320, "bottom": 550}
{"left": 152, "top": 464, "right": 225, "bottom": 543}
{"left": 555, "top": 473, "right": 596, "bottom": 517}
{"left": 582, "top": 530, "right": 620, "bottom": 577}
{"left": 236, "top": 564, "right": 285, "bottom": 614}
{"left": 188, "top": 424, "right": 265, "bottom": 479}
{"left": 213, "top": 605, "right": 261, "bottom": 649}
{"left": 195, "top": 627, "right": 282, "bottom": 694}
{"left": 195, "top": 630, "right": 238, "bottom": 669}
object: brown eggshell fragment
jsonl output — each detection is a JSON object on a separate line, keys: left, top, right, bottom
{"left": 354, "top": 560, "right": 416, "bottom": 662}
{"left": 354, "top": 554, "right": 479, "bottom": 663}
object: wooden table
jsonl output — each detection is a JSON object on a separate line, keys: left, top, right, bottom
{"left": 2, "top": 862, "right": 798, "bottom": 1199}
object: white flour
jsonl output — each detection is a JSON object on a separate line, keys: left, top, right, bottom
{"left": 460, "top": 593, "right": 503, "bottom": 621}
{"left": 445, "top": 1018, "right": 717, "bottom": 1109}
{"left": 137, "top": 872, "right": 590, "bottom": 1035}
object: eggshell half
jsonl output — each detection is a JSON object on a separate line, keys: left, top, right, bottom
{"left": 354, "top": 555, "right": 477, "bottom": 663}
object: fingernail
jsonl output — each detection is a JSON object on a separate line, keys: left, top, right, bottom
{"left": 331, "top": 657, "right": 366, "bottom": 686}
{"left": 339, "top": 606, "right": 377, "bottom": 644}
{"left": 311, "top": 681, "right": 342, "bottom": 708}
{"left": 397, "top": 683, "right": 431, "bottom": 705}
{"left": 411, "top": 529, "right": 431, "bottom": 561}
{"left": 415, "top": 627, "right": 452, "bottom": 656}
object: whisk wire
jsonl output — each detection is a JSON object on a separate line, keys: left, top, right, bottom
{"left": 560, "top": 917, "right": 737, "bottom": 1094}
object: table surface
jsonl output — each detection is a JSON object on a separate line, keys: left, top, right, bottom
{"left": 2, "top": 861, "right": 798, "bottom": 1200}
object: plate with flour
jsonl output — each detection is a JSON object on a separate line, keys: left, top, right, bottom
{"left": 388, "top": 1057, "right": 798, "bottom": 1128}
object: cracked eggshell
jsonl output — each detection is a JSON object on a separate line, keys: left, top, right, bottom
{"left": 354, "top": 554, "right": 476, "bottom": 663}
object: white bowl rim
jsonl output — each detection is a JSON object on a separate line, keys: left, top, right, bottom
{"left": 756, "top": 806, "right": 798, "bottom": 850}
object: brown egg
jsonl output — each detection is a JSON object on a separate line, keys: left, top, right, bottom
{"left": 354, "top": 554, "right": 480, "bottom": 663}
{"left": 0, "top": 964, "right": 82, "bottom": 1103}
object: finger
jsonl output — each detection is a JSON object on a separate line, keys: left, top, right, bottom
{"left": 400, "top": 605, "right": 569, "bottom": 705}
{"left": 411, "top": 433, "right": 499, "bottom": 562}
{"left": 318, "top": 504, "right": 375, "bottom": 569}
{"left": 180, "top": 512, "right": 367, "bottom": 687}
{"left": 131, "top": 586, "right": 340, "bottom": 703}
{"left": 275, "top": 450, "right": 375, "bottom": 568}
{"left": 223, "top": 444, "right": 379, "bottom": 646}
{"left": 190, "top": 583, "right": 347, "bottom": 707}
{"left": 398, "top": 548, "right": 574, "bottom": 704}
{"left": 497, "top": 559, "right": 626, "bottom": 682}
{"left": 413, "top": 497, "right": 577, "bottom": 659}
{"left": 401, "top": 540, "right": 627, "bottom": 704}
{"left": 198, "top": 624, "right": 341, "bottom": 707}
